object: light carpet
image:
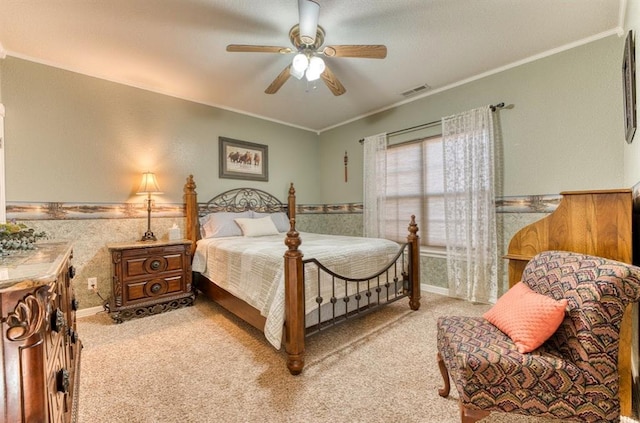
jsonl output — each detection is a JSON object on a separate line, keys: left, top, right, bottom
{"left": 77, "top": 292, "right": 563, "bottom": 423}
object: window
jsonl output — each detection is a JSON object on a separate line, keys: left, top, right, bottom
{"left": 384, "top": 135, "right": 444, "bottom": 248}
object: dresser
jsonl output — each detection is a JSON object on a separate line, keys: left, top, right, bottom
{"left": 0, "top": 241, "right": 80, "bottom": 423}
{"left": 107, "top": 239, "right": 194, "bottom": 323}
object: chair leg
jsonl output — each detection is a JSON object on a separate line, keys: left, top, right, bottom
{"left": 460, "top": 402, "right": 490, "bottom": 423}
{"left": 437, "top": 352, "right": 451, "bottom": 397}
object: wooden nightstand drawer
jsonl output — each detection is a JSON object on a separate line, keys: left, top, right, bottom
{"left": 107, "top": 240, "right": 194, "bottom": 323}
{"left": 125, "top": 274, "right": 186, "bottom": 302}
{"left": 123, "top": 251, "right": 185, "bottom": 279}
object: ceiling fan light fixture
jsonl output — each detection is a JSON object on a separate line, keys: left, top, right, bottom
{"left": 308, "top": 56, "right": 325, "bottom": 75}
{"left": 298, "top": 0, "right": 320, "bottom": 45}
{"left": 303, "top": 56, "right": 324, "bottom": 81}
{"left": 290, "top": 65, "right": 305, "bottom": 80}
{"left": 292, "top": 53, "right": 309, "bottom": 72}
{"left": 305, "top": 69, "right": 321, "bottom": 81}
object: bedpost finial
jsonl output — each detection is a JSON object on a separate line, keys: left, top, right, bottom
{"left": 289, "top": 183, "right": 295, "bottom": 196}
{"left": 408, "top": 215, "right": 419, "bottom": 238}
{"left": 185, "top": 174, "right": 196, "bottom": 193}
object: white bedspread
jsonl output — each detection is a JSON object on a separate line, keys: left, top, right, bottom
{"left": 192, "top": 232, "right": 401, "bottom": 349}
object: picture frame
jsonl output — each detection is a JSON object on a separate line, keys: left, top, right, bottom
{"left": 219, "top": 137, "right": 269, "bottom": 181}
{"left": 623, "top": 30, "right": 636, "bottom": 144}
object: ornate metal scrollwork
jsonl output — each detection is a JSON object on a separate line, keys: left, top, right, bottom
{"left": 111, "top": 295, "right": 195, "bottom": 323}
{"left": 200, "top": 187, "right": 287, "bottom": 214}
{"left": 4, "top": 286, "right": 48, "bottom": 341}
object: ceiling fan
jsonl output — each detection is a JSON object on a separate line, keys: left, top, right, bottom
{"left": 226, "top": 0, "right": 387, "bottom": 96}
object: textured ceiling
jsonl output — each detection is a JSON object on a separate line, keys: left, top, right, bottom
{"left": 0, "top": 0, "right": 624, "bottom": 132}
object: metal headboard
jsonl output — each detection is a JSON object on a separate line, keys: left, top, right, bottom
{"left": 198, "top": 187, "right": 288, "bottom": 217}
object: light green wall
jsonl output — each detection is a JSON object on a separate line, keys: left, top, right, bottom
{"left": 1, "top": 57, "right": 320, "bottom": 205}
{"left": 318, "top": 35, "right": 625, "bottom": 204}
{"left": 1, "top": 35, "right": 628, "bottom": 205}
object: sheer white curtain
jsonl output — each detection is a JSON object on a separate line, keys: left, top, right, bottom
{"left": 442, "top": 107, "right": 497, "bottom": 303}
{"left": 363, "top": 133, "right": 387, "bottom": 238}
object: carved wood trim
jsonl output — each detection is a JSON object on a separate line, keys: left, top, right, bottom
{"left": 4, "top": 285, "right": 49, "bottom": 342}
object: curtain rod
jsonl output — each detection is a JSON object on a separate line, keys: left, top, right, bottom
{"left": 358, "top": 102, "right": 505, "bottom": 144}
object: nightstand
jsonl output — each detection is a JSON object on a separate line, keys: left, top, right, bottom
{"left": 106, "top": 239, "right": 194, "bottom": 323}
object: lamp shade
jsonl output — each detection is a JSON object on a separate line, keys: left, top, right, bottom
{"left": 291, "top": 53, "right": 309, "bottom": 80}
{"left": 305, "top": 56, "right": 325, "bottom": 81}
{"left": 136, "top": 172, "right": 163, "bottom": 195}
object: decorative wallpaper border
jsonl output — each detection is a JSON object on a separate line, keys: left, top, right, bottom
{"left": 297, "top": 203, "right": 363, "bottom": 214}
{"left": 7, "top": 202, "right": 185, "bottom": 221}
{"left": 495, "top": 195, "right": 562, "bottom": 213}
{"left": 6, "top": 194, "right": 570, "bottom": 221}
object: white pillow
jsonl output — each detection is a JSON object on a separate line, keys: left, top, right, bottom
{"left": 235, "top": 216, "right": 279, "bottom": 237}
{"left": 200, "top": 211, "right": 251, "bottom": 238}
{"left": 251, "top": 211, "right": 290, "bottom": 232}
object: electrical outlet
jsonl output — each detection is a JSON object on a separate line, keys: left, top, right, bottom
{"left": 88, "top": 277, "right": 97, "bottom": 291}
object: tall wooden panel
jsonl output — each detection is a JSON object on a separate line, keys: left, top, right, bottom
{"left": 505, "top": 189, "right": 634, "bottom": 417}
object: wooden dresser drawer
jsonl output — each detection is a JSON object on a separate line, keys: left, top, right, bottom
{"left": 107, "top": 240, "right": 194, "bottom": 322}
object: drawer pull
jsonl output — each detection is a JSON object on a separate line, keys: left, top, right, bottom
{"left": 51, "top": 309, "right": 66, "bottom": 333}
{"left": 68, "top": 265, "right": 76, "bottom": 279}
{"left": 68, "top": 328, "right": 78, "bottom": 344}
{"left": 56, "top": 369, "right": 70, "bottom": 393}
{"left": 144, "top": 278, "right": 168, "bottom": 297}
{"left": 144, "top": 256, "right": 167, "bottom": 273}
{"left": 71, "top": 298, "right": 79, "bottom": 311}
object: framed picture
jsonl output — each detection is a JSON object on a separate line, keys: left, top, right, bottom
{"left": 623, "top": 30, "right": 636, "bottom": 144}
{"left": 219, "top": 137, "right": 269, "bottom": 181}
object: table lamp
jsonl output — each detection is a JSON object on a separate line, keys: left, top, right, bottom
{"left": 137, "top": 172, "right": 163, "bottom": 241}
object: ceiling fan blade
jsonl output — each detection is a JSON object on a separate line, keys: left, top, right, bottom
{"left": 320, "top": 65, "right": 346, "bottom": 96}
{"left": 298, "top": 0, "right": 320, "bottom": 45}
{"left": 322, "top": 45, "right": 387, "bottom": 59}
{"left": 265, "top": 65, "right": 292, "bottom": 94}
{"left": 227, "top": 45, "right": 293, "bottom": 54}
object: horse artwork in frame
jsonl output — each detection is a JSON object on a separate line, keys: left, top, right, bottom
{"left": 219, "top": 137, "right": 269, "bottom": 181}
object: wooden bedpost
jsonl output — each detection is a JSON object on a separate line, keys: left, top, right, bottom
{"left": 284, "top": 217, "right": 305, "bottom": 375}
{"left": 184, "top": 175, "right": 198, "bottom": 254}
{"left": 287, "top": 183, "right": 296, "bottom": 220}
{"left": 408, "top": 215, "right": 421, "bottom": 311}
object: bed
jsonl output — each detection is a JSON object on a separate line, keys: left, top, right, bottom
{"left": 184, "top": 175, "right": 421, "bottom": 374}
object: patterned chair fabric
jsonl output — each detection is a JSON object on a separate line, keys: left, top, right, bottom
{"left": 437, "top": 251, "right": 640, "bottom": 422}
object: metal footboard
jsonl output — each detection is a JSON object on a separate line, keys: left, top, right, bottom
{"left": 303, "top": 242, "right": 411, "bottom": 337}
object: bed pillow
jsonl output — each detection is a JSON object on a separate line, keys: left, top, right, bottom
{"left": 235, "top": 216, "right": 280, "bottom": 237}
{"left": 200, "top": 211, "right": 251, "bottom": 239}
{"left": 251, "top": 211, "right": 290, "bottom": 232}
{"left": 483, "top": 281, "right": 568, "bottom": 353}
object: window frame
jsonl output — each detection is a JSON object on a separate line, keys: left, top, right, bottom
{"left": 383, "top": 134, "right": 445, "bottom": 253}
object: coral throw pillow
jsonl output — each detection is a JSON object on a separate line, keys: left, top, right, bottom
{"left": 483, "top": 282, "right": 568, "bottom": 353}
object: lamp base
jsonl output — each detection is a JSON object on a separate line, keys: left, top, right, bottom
{"left": 140, "top": 231, "right": 157, "bottom": 242}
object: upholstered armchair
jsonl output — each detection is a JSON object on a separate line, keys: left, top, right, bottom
{"left": 436, "top": 250, "right": 640, "bottom": 423}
